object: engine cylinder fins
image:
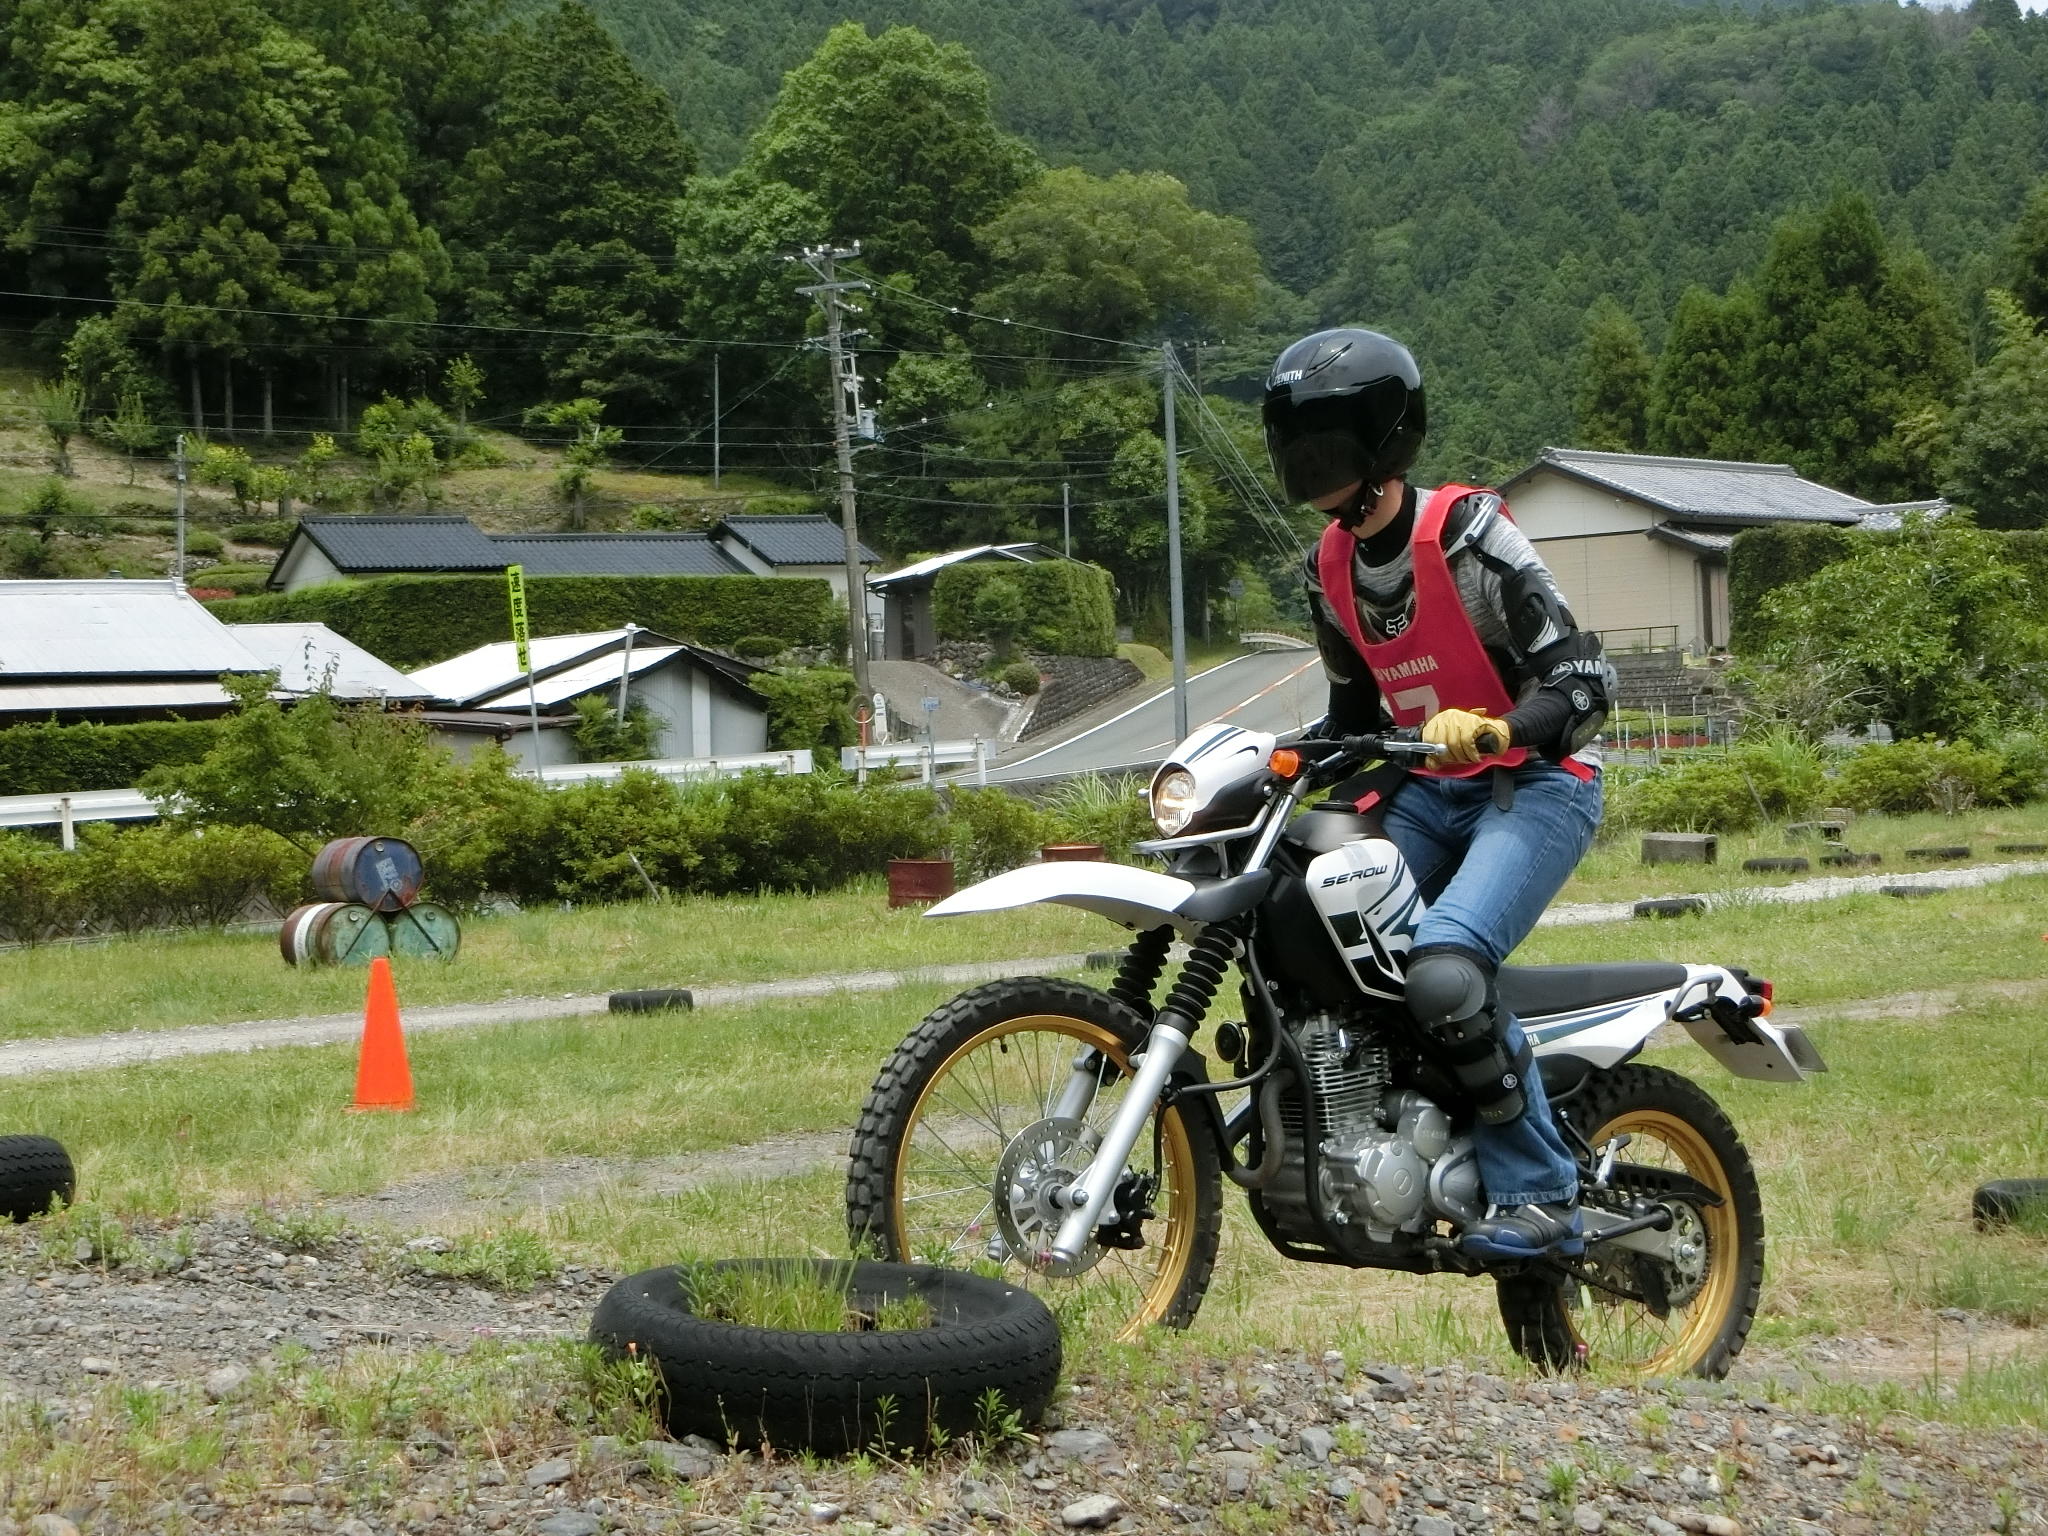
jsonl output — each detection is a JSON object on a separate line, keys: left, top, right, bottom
{"left": 1294, "top": 1014, "right": 1392, "bottom": 1136}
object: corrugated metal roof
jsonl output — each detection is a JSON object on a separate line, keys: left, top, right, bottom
{"left": 869, "top": 544, "right": 1044, "bottom": 589}
{"left": 472, "top": 647, "right": 684, "bottom": 710}
{"left": 226, "top": 623, "right": 434, "bottom": 700}
{"left": 719, "top": 515, "right": 879, "bottom": 567}
{"left": 405, "top": 632, "right": 632, "bottom": 707}
{"left": 1508, "top": 448, "right": 1870, "bottom": 525}
{"left": 0, "top": 681, "right": 237, "bottom": 714}
{"left": 489, "top": 534, "right": 746, "bottom": 577}
{"left": 298, "top": 516, "right": 505, "bottom": 572}
{"left": 0, "top": 580, "right": 266, "bottom": 677}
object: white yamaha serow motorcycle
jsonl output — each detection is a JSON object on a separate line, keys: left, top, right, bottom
{"left": 847, "top": 725, "right": 1825, "bottom": 1378}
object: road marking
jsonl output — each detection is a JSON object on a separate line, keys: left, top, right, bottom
{"left": 1214, "top": 656, "right": 1320, "bottom": 722}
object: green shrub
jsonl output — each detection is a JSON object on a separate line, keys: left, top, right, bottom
{"left": 1989, "top": 727, "right": 2048, "bottom": 806}
{"left": 569, "top": 695, "right": 659, "bottom": 763}
{"left": 209, "top": 574, "right": 836, "bottom": 668}
{"left": 934, "top": 561, "right": 1116, "bottom": 656}
{"left": 1608, "top": 731, "right": 1825, "bottom": 833}
{"left": 1834, "top": 738, "right": 2011, "bottom": 815}
{"left": 996, "top": 661, "right": 1041, "bottom": 695}
{"left": 752, "top": 668, "right": 857, "bottom": 754}
{"left": 1041, "top": 772, "right": 1153, "bottom": 860}
{"left": 188, "top": 563, "right": 274, "bottom": 596}
{"left": 732, "top": 634, "right": 784, "bottom": 660}
{"left": 183, "top": 529, "right": 224, "bottom": 558}
{"left": 0, "top": 822, "right": 300, "bottom": 943}
{"left": 227, "top": 520, "right": 295, "bottom": 547}
{"left": 946, "top": 787, "right": 1050, "bottom": 880}
{"left": 0, "top": 718, "right": 224, "bottom": 795}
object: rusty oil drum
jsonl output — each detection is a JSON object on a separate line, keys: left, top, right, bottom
{"left": 386, "top": 902, "right": 461, "bottom": 961}
{"left": 310, "top": 837, "right": 424, "bottom": 913}
{"left": 279, "top": 902, "right": 392, "bottom": 967}
{"left": 886, "top": 858, "right": 955, "bottom": 908}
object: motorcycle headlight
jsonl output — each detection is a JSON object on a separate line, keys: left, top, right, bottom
{"left": 1151, "top": 767, "right": 1199, "bottom": 836}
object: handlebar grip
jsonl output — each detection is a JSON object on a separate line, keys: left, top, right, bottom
{"left": 1476, "top": 729, "right": 1504, "bottom": 757}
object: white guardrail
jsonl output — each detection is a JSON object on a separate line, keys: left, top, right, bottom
{"left": 840, "top": 739, "right": 991, "bottom": 786}
{"left": 0, "top": 751, "right": 817, "bottom": 848}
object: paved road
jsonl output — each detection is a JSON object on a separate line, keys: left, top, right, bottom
{"left": 988, "top": 649, "right": 1327, "bottom": 782}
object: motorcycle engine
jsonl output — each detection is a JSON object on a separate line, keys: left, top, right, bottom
{"left": 1262, "top": 1013, "right": 1485, "bottom": 1245}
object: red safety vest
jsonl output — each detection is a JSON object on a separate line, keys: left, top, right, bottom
{"left": 1315, "top": 484, "right": 1593, "bottom": 783}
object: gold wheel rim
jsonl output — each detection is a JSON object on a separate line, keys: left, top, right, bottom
{"left": 890, "top": 1012, "right": 1198, "bottom": 1343}
{"left": 1572, "top": 1107, "right": 1741, "bottom": 1377}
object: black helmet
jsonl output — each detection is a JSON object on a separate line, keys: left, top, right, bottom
{"left": 1261, "top": 328, "right": 1426, "bottom": 504}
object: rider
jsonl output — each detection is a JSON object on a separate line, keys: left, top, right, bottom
{"left": 1262, "top": 327, "right": 1613, "bottom": 1260}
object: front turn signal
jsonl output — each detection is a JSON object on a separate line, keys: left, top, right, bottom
{"left": 1269, "top": 748, "right": 1302, "bottom": 779}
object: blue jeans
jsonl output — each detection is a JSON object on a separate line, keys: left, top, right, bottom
{"left": 1382, "top": 763, "right": 1603, "bottom": 1207}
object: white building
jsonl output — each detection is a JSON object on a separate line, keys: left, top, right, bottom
{"left": 406, "top": 629, "right": 770, "bottom": 770}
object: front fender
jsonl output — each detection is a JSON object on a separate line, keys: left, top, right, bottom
{"left": 925, "top": 862, "right": 1205, "bottom": 938}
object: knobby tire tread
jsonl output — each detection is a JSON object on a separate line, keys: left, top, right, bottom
{"left": 844, "top": 976, "right": 1224, "bottom": 1332}
{"left": 1496, "top": 1064, "right": 1764, "bottom": 1379}
{"left": 0, "top": 1135, "right": 75, "bottom": 1222}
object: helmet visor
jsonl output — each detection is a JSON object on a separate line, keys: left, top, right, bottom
{"left": 1263, "top": 393, "right": 1375, "bottom": 505}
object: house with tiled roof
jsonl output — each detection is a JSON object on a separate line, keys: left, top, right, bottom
{"left": 267, "top": 514, "right": 880, "bottom": 603}
{"left": 1499, "top": 448, "right": 1943, "bottom": 652}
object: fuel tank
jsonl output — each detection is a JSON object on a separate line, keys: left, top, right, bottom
{"left": 1303, "top": 838, "right": 1427, "bottom": 999}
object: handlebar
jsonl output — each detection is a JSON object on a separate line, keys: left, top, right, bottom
{"left": 1290, "top": 728, "right": 1445, "bottom": 785}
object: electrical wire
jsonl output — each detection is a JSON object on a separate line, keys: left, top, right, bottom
{"left": 854, "top": 265, "right": 1149, "bottom": 352}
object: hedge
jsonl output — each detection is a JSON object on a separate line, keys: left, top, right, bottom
{"left": 209, "top": 574, "right": 838, "bottom": 668}
{"left": 1730, "top": 523, "right": 2048, "bottom": 649}
{"left": 1726, "top": 524, "right": 1859, "bottom": 651}
{"left": 932, "top": 559, "right": 1116, "bottom": 657}
{"left": 0, "top": 718, "right": 223, "bottom": 796}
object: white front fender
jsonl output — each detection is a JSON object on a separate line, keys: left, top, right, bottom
{"left": 926, "top": 862, "right": 1204, "bottom": 937}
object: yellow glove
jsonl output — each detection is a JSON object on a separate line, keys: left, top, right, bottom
{"left": 1421, "top": 708, "right": 1511, "bottom": 766}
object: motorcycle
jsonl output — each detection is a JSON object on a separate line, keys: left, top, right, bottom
{"left": 847, "top": 724, "right": 1826, "bottom": 1378}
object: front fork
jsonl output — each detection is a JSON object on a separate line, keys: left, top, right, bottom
{"left": 1043, "top": 927, "right": 1235, "bottom": 1269}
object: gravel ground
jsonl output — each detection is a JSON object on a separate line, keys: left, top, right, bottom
{"left": 3, "top": 1214, "right": 2043, "bottom": 1536}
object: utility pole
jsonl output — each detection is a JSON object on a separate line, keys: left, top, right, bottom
{"left": 173, "top": 433, "right": 188, "bottom": 590}
{"left": 792, "top": 243, "right": 874, "bottom": 702}
{"left": 711, "top": 353, "right": 721, "bottom": 489}
{"left": 1062, "top": 481, "right": 1072, "bottom": 559}
{"left": 1163, "top": 342, "right": 1189, "bottom": 741}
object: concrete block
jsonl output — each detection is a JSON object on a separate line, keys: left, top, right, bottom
{"left": 1641, "top": 833, "right": 1717, "bottom": 866}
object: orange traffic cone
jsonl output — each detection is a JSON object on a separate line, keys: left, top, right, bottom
{"left": 348, "top": 956, "right": 415, "bottom": 1112}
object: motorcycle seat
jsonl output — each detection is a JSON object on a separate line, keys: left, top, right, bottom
{"left": 1497, "top": 961, "right": 1690, "bottom": 1020}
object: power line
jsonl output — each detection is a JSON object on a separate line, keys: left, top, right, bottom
{"left": 854, "top": 265, "right": 1148, "bottom": 352}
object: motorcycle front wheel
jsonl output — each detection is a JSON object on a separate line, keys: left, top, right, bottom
{"left": 846, "top": 976, "right": 1223, "bottom": 1342}
{"left": 1496, "top": 1064, "right": 1765, "bottom": 1379}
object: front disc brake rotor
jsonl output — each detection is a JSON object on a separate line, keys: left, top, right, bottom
{"left": 995, "top": 1117, "right": 1103, "bottom": 1278}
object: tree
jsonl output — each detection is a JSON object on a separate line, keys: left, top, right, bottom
{"left": 742, "top": 23, "right": 1039, "bottom": 303}
{"left": 443, "top": 354, "right": 484, "bottom": 426}
{"left": 1941, "top": 291, "right": 2048, "bottom": 531}
{"left": 1646, "top": 286, "right": 1760, "bottom": 461}
{"left": 442, "top": 1, "right": 694, "bottom": 414}
{"left": 1752, "top": 516, "right": 2048, "bottom": 741}
{"left": 97, "top": 389, "right": 167, "bottom": 484}
{"left": 2010, "top": 176, "right": 2048, "bottom": 324}
{"left": 527, "top": 398, "right": 622, "bottom": 529}
{"left": 973, "top": 167, "right": 1259, "bottom": 354}
{"left": 1573, "top": 297, "right": 1650, "bottom": 452}
{"left": 1744, "top": 192, "right": 1965, "bottom": 500}
{"left": 28, "top": 378, "right": 85, "bottom": 477}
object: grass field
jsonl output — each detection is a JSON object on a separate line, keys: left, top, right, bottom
{"left": 5, "top": 876, "right": 2044, "bottom": 1426}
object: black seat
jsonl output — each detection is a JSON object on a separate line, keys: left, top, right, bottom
{"left": 1497, "top": 961, "right": 1689, "bottom": 1020}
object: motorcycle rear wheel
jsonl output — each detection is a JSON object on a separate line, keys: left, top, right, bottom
{"left": 846, "top": 977, "right": 1223, "bottom": 1342}
{"left": 1496, "top": 1064, "right": 1764, "bottom": 1379}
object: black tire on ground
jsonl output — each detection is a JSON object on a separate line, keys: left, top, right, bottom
{"left": 608, "top": 989, "right": 695, "bottom": 1014}
{"left": 1905, "top": 846, "right": 1971, "bottom": 861}
{"left": 846, "top": 976, "right": 1225, "bottom": 1341}
{"left": 0, "top": 1135, "right": 76, "bottom": 1222}
{"left": 1633, "top": 897, "right": 1706, "bottom": 919}
{"left": 588, "top": 1259, "right": 1061, "bottom": 1456}
{"left": 1741, "top": 857, "right": 1809, "bottom": 873}
{"left": 1973, "top": 1178, "right": 2048, "bottom": 1230}
{"left": 1495, "top": 1065, "right": 1765, "bottom": 1380}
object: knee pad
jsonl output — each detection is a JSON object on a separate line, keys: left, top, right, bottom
{"left": 1404, "top": 946, "right": 1532, "bottom": 1127}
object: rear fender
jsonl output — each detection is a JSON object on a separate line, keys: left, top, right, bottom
{"left": 1527, "top": 964, "right": 1823, "bottom": 1083}
{"left": 925, "top": 862, "right": 1205, "bottom": 938}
